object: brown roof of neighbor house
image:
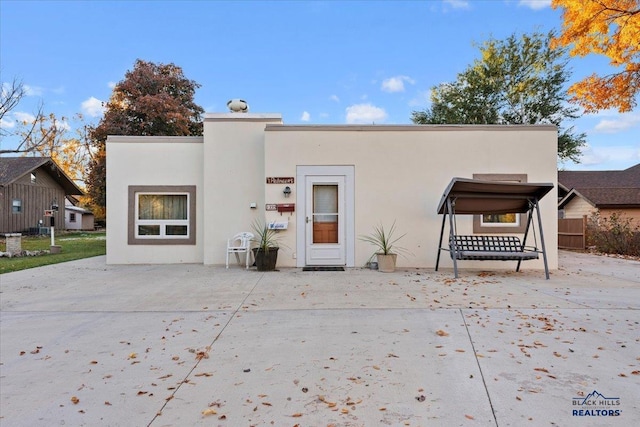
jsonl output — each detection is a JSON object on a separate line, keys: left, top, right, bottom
{"left": 558, "top": 163, "right": 640, "bottom": 208}
{"left": 0, "top": 157, "right": 84, "bottom": 195}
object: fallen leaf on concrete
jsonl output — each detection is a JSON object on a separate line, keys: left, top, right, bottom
{"left": 436, "top": 330, "right": 449, "bottom": 337}
{"left": 71, "top": 396, "right": 79, "bottom": 404}
{"left": 128, "top": 353, "right": 137, "bottom": 359}
{"left": 291, "top": 413, "right": 303, "bottom": 417}
{"left": 202, "top": 408, "right": 217, "bottom": 416}
{"left": 534, "top": 368, "right": 549, "bottom": 373}
{"left": 465, "top": 414, "right": 475, "bottom": 420}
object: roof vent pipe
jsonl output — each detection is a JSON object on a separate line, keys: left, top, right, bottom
{"left": 227, "top": 99, "right": 249, "bottom": 113}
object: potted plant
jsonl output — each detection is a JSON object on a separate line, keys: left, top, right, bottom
{"left": 360, "top": 221, "right": 408, "bottom": 272}
{"left": 251, "top": 220, "right": 280, "bottom": 271}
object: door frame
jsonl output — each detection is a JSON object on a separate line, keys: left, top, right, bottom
{"left": 296, "top": 165, "right": 355, "bottom": 267}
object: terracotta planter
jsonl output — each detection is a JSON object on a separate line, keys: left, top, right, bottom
{"left": 376, "top": 253, "right": 397, "bottom": 273}
{"left": 253, "top": 247, "right": 279, "bottom": 271}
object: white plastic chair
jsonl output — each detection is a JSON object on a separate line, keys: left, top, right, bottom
{"left": 226, "top": 232, "right": 254, "bottom": 269}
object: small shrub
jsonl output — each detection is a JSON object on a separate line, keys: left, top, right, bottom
{"left": 587, "top": 212, "right": 640, "bottom": 257}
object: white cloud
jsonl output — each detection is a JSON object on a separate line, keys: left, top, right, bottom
{"left": 443, "top": 0, "right": 470, "bottom": 9}
{"left": 329, "top": 94, "right": 340, "bottom": 103}
{"left": 518, "top": 0, "right": 551, "bottom": 10}
{"left": 22, "top": 85, "right": 43, "bottom": 97}
{"left": 345, "top": 103, "right": 387, "bottom": 124}
{"left": 593, "top": 113, "right": 640, "bottom": 133}
{"left": 301, "top": 111, "right": 310, "bottom": 121}
{"left": 81, "top": 96, "right": 105, "bottom": 117}
{"left": 13, "top": 112, "right": 37, "bottom": 123}
{"left": 381, "top": 76, "right": 415, "bottom": 93}
{"left": 54, "top": 117, "right": 71, "bottom": 132}
{"left": 572, "top": 143, "right": 640, "bottom": 168}
{"left": 0, "top": 117, "right": 16, "bottom": 129}
{"left": 108, "top": 81, "right": 117, "bottom": 89}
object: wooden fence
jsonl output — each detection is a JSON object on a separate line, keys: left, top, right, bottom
{"left": 558, "top": 216, "right": 587, "bottom": 250}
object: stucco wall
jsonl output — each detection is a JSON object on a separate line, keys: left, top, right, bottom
{"left": 202, "top": 114, "right": 283, "bottom": 265}
{"left": 106, "top": 136, "right": 204, "bottom": 264}
{"left": 264, "top": 125, "right": 558, "bottom": 271}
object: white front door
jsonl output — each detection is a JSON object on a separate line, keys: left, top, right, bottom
{"left": 305, "top": 175, "right": 346, "bottom": 265}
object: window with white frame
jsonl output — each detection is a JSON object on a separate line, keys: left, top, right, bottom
{"left": 128, "top": 185, "right": 196, "bottom": 245}
{"left": 70, "top": 212, "right": 77, "bottom": 222}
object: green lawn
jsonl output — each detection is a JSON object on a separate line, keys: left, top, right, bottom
{"left": 0, "top": 232, "right": 106, "bottom": 274}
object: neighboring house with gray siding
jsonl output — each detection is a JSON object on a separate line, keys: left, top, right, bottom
{"left": 0, "top": 157, "right": 84, "bottom": 233}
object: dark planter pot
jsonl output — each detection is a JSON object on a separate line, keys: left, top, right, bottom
{"left": 252, "top": 247, "right": 279, "bottom": 271}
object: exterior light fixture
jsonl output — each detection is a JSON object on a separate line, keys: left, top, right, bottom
{"left": 283, "top": 186, "right": 292, "bottom": 198}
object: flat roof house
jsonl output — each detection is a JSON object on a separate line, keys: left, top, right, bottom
{"left": 106, "top": 109, "right": 558, "bottom": 274}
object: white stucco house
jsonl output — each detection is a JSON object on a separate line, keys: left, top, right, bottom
{"left": 106, "top": 109, "right": 558, "bottom": 273}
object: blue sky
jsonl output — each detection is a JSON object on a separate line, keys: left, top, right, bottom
{"left": 1, "top": 0, "right": 638, "bottom": 171}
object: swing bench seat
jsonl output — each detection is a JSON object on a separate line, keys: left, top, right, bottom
{"left": 450, "top": 235, "right": 539, "bottom": 261}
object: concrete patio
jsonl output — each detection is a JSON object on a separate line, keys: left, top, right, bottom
{"left": 1, "top": 251, "right": 638, "bottom": 426}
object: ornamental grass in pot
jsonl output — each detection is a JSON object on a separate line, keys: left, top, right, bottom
{"left": 251, "top": 220, "right": 280, "bottom": 271}
{"left": 360, "top": 221, "right": 408, "bottom": 272}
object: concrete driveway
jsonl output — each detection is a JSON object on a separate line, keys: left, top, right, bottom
{"left": 1, "top": 251, "right": 638, "bottom": 426}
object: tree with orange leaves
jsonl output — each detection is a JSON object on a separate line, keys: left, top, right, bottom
{"left": 551, "top": 0, "right": 640, "bottom": 113}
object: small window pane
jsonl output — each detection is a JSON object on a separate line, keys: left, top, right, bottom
{"left": 166, "top": 225, "right": 188, "bottom": 236}
{"left": 138, "top": 225, "right": 160, "bottom": 235}
{"left": 482, "top": 213, "right": 518, "bottom": 225}
{"left": 12, "top": 199, "right": 22, "bottom": 213}
{"left": 139, "top": 194, "right": 187, "bottom": 220}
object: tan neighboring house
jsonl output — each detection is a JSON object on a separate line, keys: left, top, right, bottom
{"left": 0, "top": 157, "right": 84, "bottom": 234}
{"left": 106, "top": 109, "right": 559, "bottom": 273}
{"left": 558, "top": 164, "right": 640, "bottom": 225}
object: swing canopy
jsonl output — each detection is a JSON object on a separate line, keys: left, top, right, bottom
{"left": 436, "top": 178, "right": 554, "bottom": 215}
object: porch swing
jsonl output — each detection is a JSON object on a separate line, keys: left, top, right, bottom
{"left": 435, "top": 178, "right": 554, "bottom": 279}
